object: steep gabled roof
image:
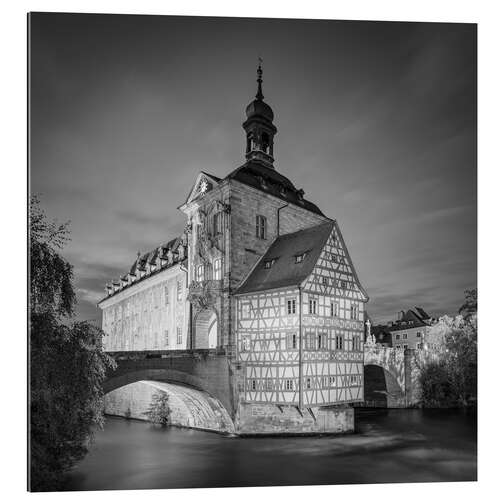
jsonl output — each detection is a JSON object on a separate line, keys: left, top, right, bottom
{"left": 388, "top": 309, "right": 427, "bottom": 331}
{"left": 225, "top": 159, "right": 324, "bottom": 216}
{"left": 236, "top": 221, "right": 334, "bottom": 295}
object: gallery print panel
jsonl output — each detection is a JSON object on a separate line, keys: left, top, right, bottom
{"left": 28, "top": 12, "right": 477, "bottom": 492}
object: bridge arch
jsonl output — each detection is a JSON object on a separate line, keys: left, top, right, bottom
{"left": 363, "top": 364, "right": 404, "bottom": 407}
{"left": 103, "top": 351, "right": 235, "bottom": 432}
{"left": 363, "top": 345, "right": 407, "bottom": 408}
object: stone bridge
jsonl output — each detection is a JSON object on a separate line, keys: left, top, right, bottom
{"left": 363, "top": 345, "right": 426, "bottom": 408}
{"left": 103, "top": 350, "right": 236, "bottom": 433}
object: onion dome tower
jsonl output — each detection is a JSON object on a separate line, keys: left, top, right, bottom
{"left": 243, "top": 61, "right": 277, "bottom": 168}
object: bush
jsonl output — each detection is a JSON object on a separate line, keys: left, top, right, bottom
{"left": 419, "top": 361, "right": 455, "bottom": 408}
{"left": 144, "top": 392, "right": 171, "bottom": 427}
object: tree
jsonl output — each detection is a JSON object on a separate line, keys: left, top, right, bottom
{"left": 29, "top": 196, "right": 115, "bottom": 491}
{"left": 419, "top": 313, "right": 477, "bottom": 408}
{"left": 444, "top": 315, "right": 477, "bottom": 407}
{"left": 459, "top": 288, "right": 477, "bottom": 321}
{"left": 144, "top": 391, "right": 172, "bottom": 427}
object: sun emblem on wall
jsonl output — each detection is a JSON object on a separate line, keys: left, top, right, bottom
{"left": 199, "top": 179, "right": 209, "bottom": 195}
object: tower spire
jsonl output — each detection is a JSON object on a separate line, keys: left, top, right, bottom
{"left": 256, "top": 57, "right": 264, "bottom": 100}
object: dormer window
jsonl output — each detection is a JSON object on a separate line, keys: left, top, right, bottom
{"left": 264, "top": 258, "right": 276, "bottom": 269}
{"left": 295, "top": 252, "right": 307, "bottom": 263}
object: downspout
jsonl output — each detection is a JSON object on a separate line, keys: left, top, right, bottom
{"left": 277, "top": 203, "right": 289, "bottom": 237}
{"left": 298, "top": 285, "right": 303, "bottom": 410}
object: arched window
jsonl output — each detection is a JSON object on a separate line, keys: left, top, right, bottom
{"left": 261, "top": 132, "right": 270, "bottom": 153}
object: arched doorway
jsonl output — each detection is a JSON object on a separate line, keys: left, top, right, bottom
{"left": 194, "top": 308, "right": 218, "bottom": 349}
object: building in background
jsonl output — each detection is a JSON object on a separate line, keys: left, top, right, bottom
{"left": 388, "top": 307, "right": 439, "bottom": 351}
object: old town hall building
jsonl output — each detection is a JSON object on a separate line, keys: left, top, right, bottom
{"left": 99, "top": 65, "right": 369, "bottom": 433}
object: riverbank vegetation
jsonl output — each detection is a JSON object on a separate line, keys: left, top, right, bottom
{"left": 419, "top": 290, "right": 477, "bottom": 409}
{"left": 29, "top": 197, "right": 115, "bottom": 492}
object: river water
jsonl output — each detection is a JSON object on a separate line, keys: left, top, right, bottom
{"left": 65, "top": 408, "right": 476, "bottom": 491}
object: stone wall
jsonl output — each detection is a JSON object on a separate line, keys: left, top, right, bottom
{"left": 228, "top": 181, "right": 328, "bottom": 289}
{"left": 236, "top": 402, "right": 354, "bottom": 435}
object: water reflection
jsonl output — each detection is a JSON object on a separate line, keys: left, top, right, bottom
{"left": 65, "top": 408, "right": 476, "bottom": 491}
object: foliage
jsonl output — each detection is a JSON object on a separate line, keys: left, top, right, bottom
{"left": 144, "top": 392, "right": 172, "bottom": 427}
{"left": 29, "top": 196, "right": 116, "bottom": 491}
{"left": 419, "top": 361, "right": 455, "bottom": 408}
{"left": 458, "top": 288, "right": 477, "bottom": 321}
{"left": 419, "top": 312, "right": 477, "bottom": 408}
{"left": 30, "top": 196, "right": 75, "bottom": 318}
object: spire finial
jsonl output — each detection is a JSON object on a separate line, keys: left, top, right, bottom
{"left": 256, "top": 57, "right": 264, "bottom": 100}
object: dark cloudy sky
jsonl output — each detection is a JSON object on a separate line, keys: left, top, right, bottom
{"left": 30, "top": 13, "right": 476, "bottom": 324}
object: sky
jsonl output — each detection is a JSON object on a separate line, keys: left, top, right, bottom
{"left": 30, "top": 13, "right": 476, "bottom": 325}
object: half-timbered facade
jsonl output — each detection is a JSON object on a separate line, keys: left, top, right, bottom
{"left": 236, "top": 221, "right": 367, "bottom": 409}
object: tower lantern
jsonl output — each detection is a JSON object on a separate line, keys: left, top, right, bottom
{"left": 243, "top": 61, "right": 277, "bottom": 168}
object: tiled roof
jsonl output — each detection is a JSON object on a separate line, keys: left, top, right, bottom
{"left": 100, "top": 236, "right": 186, "bottom": 304}
{"left": 388, "top": 309, "right": 427, "bottom": 331}
{"left": 236, "top": 221, "right": 334, "bottom": 295}
{"left": 225, "top": 160, "right": 324, "bottom": 216}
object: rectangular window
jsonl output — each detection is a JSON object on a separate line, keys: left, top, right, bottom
{"left": 318, "top": 334, "right": 328, "bottom": 350}
{"left": 396, "top": 344, "right": 401, "bottom": 349}
{"left": 285, "top": 379, "right": 294, "bottom": 391}
{"left": 264, "top": 259, "right": 275, "bottom": 269}
{"left": 286, "top": 333, "right": 297, "bottom": 350}
{"left": 416, "top": 331, "right": 421, "bottom": 338}
{"left": 177, "top": 281, "right": 182, "bottom": 301}
{"left": 322, "top": 277, "right": 329, "bottom": 286}
{"left": 176, "top": 327, "right": 182, "bottom": 345}
{"left": 265, "top": 379, "right": 274, "bottom": 391}
{"left": 256, "top": 215, "right": 267, "bottom": 239}
{"left": 350, "top": 303, "right": 358, "bottom": 320}
{"left": 353, "top": 335, "right": 360, "bottom": 351}
{"left": 417, "top": 343, "right": 423, "bottom": 349}
{"left": 330, "top": 301, "right": 339, "bottom": 317}
{"left": 335, "top": 335, "right": 344, "bottom": 350}
{"left": 241, "top": 335, "right": 250, "bottom": 352}
{"left": 213, "top": 212, "right": 223, "bottom": 234}
{"left": 396, "top": 334, "right": 401, "bottom": 340}
{"left": 340, "top": 281, "right": 347, "bottom": 289}
{"left": 306, "top": 377, "right": 312, "bottom": 389}
{"left": 403, "top": 344, "right": 408, "bottom": 350}
{"left": 308, "top": 298, "right": 317, "bottom": 315}
{"left": 251, "top": 379, "right": 257, "bottom": 391}
{"left": 329, "top": 376, "right": 336, "bottom": 387}
{"left": 287, "top": 299, "right": 296, "bottom": 315}
{"left": 213, "top": 258, "right": 222, "bottom": 280}
{"left": 402, "top": 333, "right": 408, "bottom": 339}
{"left": 196, "top": 264, "right": 204, "bottom": 282}
{"left": 331, "top": 254, "right": 338, "bottom": 263}
{"left": 305, "top": 334, "right": 315, "bottom": 350}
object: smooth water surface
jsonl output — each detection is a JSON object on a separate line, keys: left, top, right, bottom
{"left": 65, "top": 408, "right": 476, "bottom": 490}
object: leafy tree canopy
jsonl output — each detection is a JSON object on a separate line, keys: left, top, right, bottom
{"left": 29, "top": 196, "right": 115, "bottom": 491}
